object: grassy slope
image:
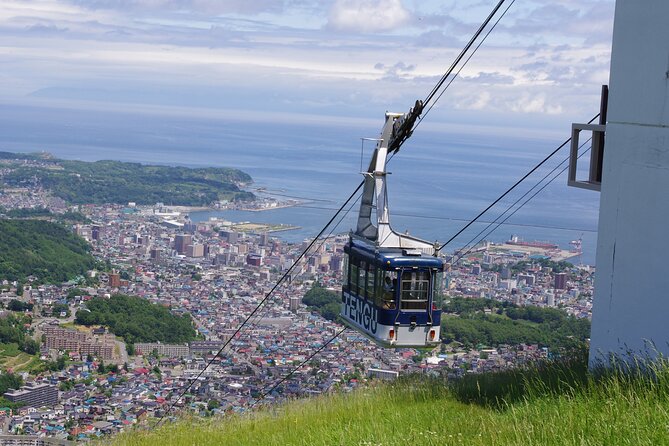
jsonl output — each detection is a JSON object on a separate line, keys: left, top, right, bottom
{"left": 0, "top": 343, "right": 40, "bottom": 372}
{"left": 110, "top": 351, "right": 669, "bottom": 446}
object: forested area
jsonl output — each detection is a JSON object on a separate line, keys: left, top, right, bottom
{"left": 0, "top": 207, "right": 91, "bottom": 223}
{"left": 75, "top": 294, "right": 197, "bottom": 345}
{"left": 302, "top": 285, "right": 340, "bottom": 322}
{"left": 0, "top": 220, "right": 95, "bottom": 283}
{"left": 3, "top": 158, "right": 254, "bottom": 205}
{"left": 486, "top": 258, "right": 574, "bottom": 274}
{"left": 441, "top": 297, "right": 590, "bottom": 350}
{"left": 0, "top": 314, "right": 39, "bottom": 354}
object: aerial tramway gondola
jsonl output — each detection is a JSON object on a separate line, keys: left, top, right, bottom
{"left": 341, "top": 103, "right": 446, "bottom": 348}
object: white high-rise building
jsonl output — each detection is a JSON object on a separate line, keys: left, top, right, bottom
{"left": 588, "top": 1, "right": 669, "bottom": 366}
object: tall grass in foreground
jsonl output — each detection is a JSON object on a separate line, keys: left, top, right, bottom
{"left": 111, "top": 350, "right": 669, "bottom": 446}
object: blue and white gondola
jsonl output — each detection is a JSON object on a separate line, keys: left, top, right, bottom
{"left": 340, "top": 106, "right": 446, "bottom": 348}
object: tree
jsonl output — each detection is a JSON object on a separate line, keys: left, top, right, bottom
{"left": 59, "top": 380, "right": 74, "bottom": 391}
{"left": 21, "top": 339, "right": 39, "bottom": 355}
{"left": 0, "top": 220, "right": 94, "bottom": 284}
{"left": 207, "top": 400, "right": 220, "bottom": 411}
{"left": 8, "top": 300, "right": 32, "bottom": 312}
{"left": 52, "top": 303, "right": 70, "bottom": 318}
{"left": 67, "top": 288, "right": 85, "bottom": 300}
{"left": 75, "top": 294, "right": 196, "bottom": 344}
{"left": 0, "top": 373, "right": 23, "bottom": 394}
{"left": 302, "top": 285, "right": 340, "bottom": 322}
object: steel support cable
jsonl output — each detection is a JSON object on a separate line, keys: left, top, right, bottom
{"left": 192, "top": 150, "right": 389, "bottom": 418}
{"left": 158, "top": 1, "right": 516, "bottom": 424}
{"left": 156, "top": 181, "right": 364, "bottom": 427}
{"left": 423, "top": 0, "right": 507, "bottom": 107}
{"left": 212, "top": 190, "right": 361, "bottom": 418}
{"left": 453, "top": 144, "right": 593, "bottom": 265}
{"left": 416, "top": 0, "right": 516, "bottom": 132}
{"left": 453, "top": 137, "right": 593, "bottom": 259}
{"left": 250, "top": 326, "right": 348, "bottom": 409}
{"left": 242, "top": 192, "right": 361, "bottom": 338}
{"left": 246, "top": 135, "right": 587, "bottom": 414}
{"left": 285, "top": 204, "right": 597, "bottom": 234}
{"left": 239, "top": 173, "right": 366, "bottom": 412}
{"left": 389, "top": 0, "right": 511, "bottom": 154}
{"left": 435, "top": 113, "right": 600, "bottom": 253}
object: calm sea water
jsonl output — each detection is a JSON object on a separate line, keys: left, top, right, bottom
{"left": 0, "top": 103, "right": 599, "bottom": 264}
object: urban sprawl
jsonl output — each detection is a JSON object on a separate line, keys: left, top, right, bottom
{"left": 0, "top": 185, "right": 594, "bottom": 444}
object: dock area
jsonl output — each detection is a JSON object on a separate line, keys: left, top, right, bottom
{"left": 489, "top": 242, "right": 579, "bottom": 262}
{"left": 228, "top": 222, "right": 300, "bottom": 234}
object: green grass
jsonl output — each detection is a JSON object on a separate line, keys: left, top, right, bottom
{"left": 109, "top": 349, "right": 669, "bottom": 446}
{"left": 0, "top": 343, "right": 40, "bottom": 372}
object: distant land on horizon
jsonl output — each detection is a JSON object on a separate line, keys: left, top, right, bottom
{"left": 0, "top": 151, "right": 254, "bottom": 206}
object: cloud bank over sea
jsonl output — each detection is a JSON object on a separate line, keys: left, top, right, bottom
{"left": 0, "top": 0, "right": 614, "bottom": 135}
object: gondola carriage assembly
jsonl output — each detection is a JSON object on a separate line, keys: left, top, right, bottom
{"left": 341, "top": 104, "right": 446, "bottom": 348}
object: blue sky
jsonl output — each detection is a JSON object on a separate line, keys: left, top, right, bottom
{"left": 0, "top": 0, "right": 615, "bottom": 138}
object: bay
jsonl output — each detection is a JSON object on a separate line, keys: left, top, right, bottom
{"left": 0, "top": 103, "right": 599, "bottom": 264}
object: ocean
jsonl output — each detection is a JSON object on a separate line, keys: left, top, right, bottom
{"left": 0, "top": 103, "right": 600, "bottom": 264}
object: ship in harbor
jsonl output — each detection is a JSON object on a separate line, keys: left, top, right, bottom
{"left": 506, "top": 235, "right": 558, "bottom": 250}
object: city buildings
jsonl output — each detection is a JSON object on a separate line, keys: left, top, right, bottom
{"left": 4, "top": 384, "right": 58, "bottom": 408}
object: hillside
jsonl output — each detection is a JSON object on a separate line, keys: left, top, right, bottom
{"left": 302, "top": 285, "right": 340, "bottom": 322}
{"left": 0, "top": 219, "right": 95, "bottom": 283}
{"left": 112, "top": 348, "right": 669, "bottom": 446}
{"left": 75, "top": 294, "right": 197, "bottom": 346}
{"left": 1, "top": 154, "right": 254, "bottom": 205}
{"left": 441, "top": 297, "right": 591, "bottom": 350}
{"left": 108, "top": 350, "right": 669, "bottom": 445}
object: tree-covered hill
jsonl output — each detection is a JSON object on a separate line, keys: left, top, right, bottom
{"left": 75, "top": 294, "right": 196, "bottom": 345}
{"left": 302, "top": 285, "right": 340, "bottom": 322}
{"left": 441, "top": 297, "right": 590, "bottom": 350}
{"left": 0, "top": 219, "right": 95, "bottom": 283}
{"left": 2, "top": 156, "right": 254, "bottom": 205}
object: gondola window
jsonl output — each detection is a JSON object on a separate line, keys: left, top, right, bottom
{"left": 400, "top": 271, "right": 430, "bottom": 310}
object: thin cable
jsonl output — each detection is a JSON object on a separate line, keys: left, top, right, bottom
{"left": 453, "top": 146, "right": 593, "bottom": 264}
{"left": 454, "top": 137, "right": 592, "bottom": 257}
{"left": 229, "top": 175, "right": 362, "bottom": 413}
{"left": 250, "top": 326, "right": 347, "bottom": 408}
{"left": 156, "top": 181, "right": 364, "bottom": 427}
{"left": 436, "top": 113, "right": 600, "bottom": 253}
{"left": 286, "top": 204, "right": 596, "bottom": 234}
{"left": 218, "top": 157, "right": 362, "bottom": 407}
{"left": 416, "top": 0, "right": 516, "bottom": 131}
{"left": 423, "top": 0, "right": 507, "bottom": 107}
{"left": 389, "top": 0, "right": 511, "bottom": 154}
{"left": 242, "top": 193, "right": 361, "bottom": 337}
{"left": 160, "top": 1, "right": 517, "bottom": 420}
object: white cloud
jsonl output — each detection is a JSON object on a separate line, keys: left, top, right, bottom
{"left": 68, "top": 0, "right": 283, "bottom": 15}
{"left": 452, "top": 90, "right": 491, "bottom": 111}
{"left": 0, "top": 0, "right": 615, "bottom": 127}
{"left": 509, "top": 93, "right": 563, "bottom": 115}
{"left": 327, "top": 0, "right": 411, "bottom": 33}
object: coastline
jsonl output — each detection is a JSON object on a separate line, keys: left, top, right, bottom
{"left": 236, "top": 202, "right": 304, "bottom": 212}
